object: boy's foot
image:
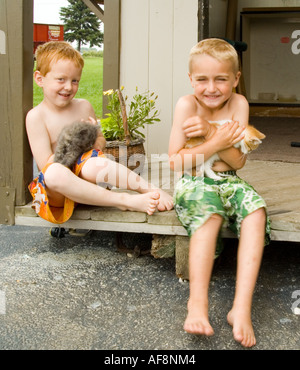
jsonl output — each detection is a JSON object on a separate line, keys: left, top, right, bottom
{"left": 120, "top": 192, "right": 160, "bottom": 215}
{"left": 183, "top": 301, "right": 214, "bottom": 336}
{"left": 155, "top": 189, "right": 174, "bottom": 211}
{"left": 227, "top": 309, "right": 256, "bottom": 348}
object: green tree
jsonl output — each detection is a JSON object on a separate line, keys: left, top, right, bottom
{"left": 59, "top": 0, "right": 103, "bottom": 52}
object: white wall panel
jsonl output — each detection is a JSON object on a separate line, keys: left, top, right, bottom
{"left": 120, "top": 0, "right": 198, "bottom": 155}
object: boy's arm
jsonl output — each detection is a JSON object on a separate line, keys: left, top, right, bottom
{"left": 94, "top": 130, "right": 106, "bottom": 152}
{"left": 83, "top": 102, "right": 106, "bottom": 151}
{"left": 217, "top": 94, "right": 249, "bottom": 170}
{"left": 169, "top": 97, "right": 216, "bottom": 172}
{"left": 26, "top": 109, "right": 54, "bottom": 171}
{"left": 85, "top": 116, "right": 106, "bottom": 151}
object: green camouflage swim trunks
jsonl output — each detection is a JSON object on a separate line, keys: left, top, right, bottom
{"left": 174, "top": 171, "right": 271, "bottom": 256}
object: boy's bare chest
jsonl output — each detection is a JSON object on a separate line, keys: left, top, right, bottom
{"left": 43, "top": 102, "right": 84, "bottom": 145}
{"left": 45, "top": 112, "right": 80, "bottom": 148}
{"left": 200, "top": 106, "right": 233, "bottom": 122}
{"left": 194, "top": 96, "right": 234, "bottom": 121}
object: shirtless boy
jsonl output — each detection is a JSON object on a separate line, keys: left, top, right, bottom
{"left": 26, "top": 41, "right": 173, "bottom": 224}
{"left": 169, "top": 38, "right": 270, "bottom": 347}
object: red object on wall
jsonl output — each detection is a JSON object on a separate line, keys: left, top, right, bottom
{"left": 280, "top": 36, "right": 290, "bottom": 43}
{"left": 33, "top": 24, "right": 64, "bottom": 53}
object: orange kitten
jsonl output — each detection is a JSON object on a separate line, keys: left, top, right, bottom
{"left": 185, "top": 122, "right": 265, "bottom": 180}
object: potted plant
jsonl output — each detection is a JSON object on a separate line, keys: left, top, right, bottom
{"left": 100, "top": 86, "right": 160, "bottom": 173}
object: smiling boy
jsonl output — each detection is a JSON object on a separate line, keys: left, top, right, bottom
{"left": 169, "top": 39, "right": 270, "bottom": 347}
{"left": 26, "top": 41, "right": 173, "bottom": 224}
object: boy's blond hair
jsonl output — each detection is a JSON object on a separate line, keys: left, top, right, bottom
{"left": 35, "top": 41, "right": 84, "bottom": 76}
{"left": 189, "top": 38, "right": 239, "bottom": 74}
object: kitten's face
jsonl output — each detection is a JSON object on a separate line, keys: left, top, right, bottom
{"left": 243, "top": 125, "right": 266, "bottom": 152}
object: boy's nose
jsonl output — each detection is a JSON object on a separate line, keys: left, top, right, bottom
{"left": 64, "top": 80, "right": 72, "bottom": 90}
{"left": 207, "top": 80, "right": 216, "bottom": 92}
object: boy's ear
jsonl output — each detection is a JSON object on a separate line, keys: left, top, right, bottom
{"left": 34, "top": 70, "right": 44, "bottom": 87}
{"left": 188, "top": 72, "right": 194, "bottom": 88}
{"left": 233, "top": 71, "right": 241, "bottom": 88}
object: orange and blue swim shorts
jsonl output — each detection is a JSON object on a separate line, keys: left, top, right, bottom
{"left": 28, "top": 149, "right": 105, "bottom": 224}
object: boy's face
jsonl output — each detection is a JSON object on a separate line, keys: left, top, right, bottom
{"left": 189, "top": 54, "right": 240, "bottom": 111}
{"left": 34, "top": 59, "right": 82, "bottom": 108}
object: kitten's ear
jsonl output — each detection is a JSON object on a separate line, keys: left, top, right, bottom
{"left": 257, "top": 131, "right": 266, "bottom": 140}
{"left": 247, "top": 125, "right": 266, "bottom": 140}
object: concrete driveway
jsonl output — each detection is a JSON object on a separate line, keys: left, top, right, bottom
{"left": 0, "top": 224, "right": 299, "bottom": 350}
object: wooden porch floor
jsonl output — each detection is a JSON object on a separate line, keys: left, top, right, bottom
{"left": 15, "top": 159, "right": 300, "bottom": 242}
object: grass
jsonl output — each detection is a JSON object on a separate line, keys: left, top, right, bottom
{"left": 33, "top": 56, "right": 103, "bottom": 118}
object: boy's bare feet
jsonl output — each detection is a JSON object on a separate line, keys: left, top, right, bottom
{"left": 227, "top": 309, "right": 256, "bottom": 348}
{"left": 183, "top": 300, "right": 214, "bottom": 336}
{"left": 119, "top": 192, "right": 160, "bottom": 215}
{"left": 154, "top": 189, "right": 174, "bottom": 211}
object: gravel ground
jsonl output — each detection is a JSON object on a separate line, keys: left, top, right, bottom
{"left": 0, "top": 224, "right": 299, "bottom": 351}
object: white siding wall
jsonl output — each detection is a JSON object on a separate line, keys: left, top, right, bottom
{"left": 120, "top": 0, "right": 198, "bottom": 155}
{"left": 120, "top": 0, "right": 300, "bottom": 155}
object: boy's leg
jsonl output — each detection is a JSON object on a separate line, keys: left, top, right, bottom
{"left": 79, "top": 156, "right": 173, "bottom": 210}
{"left": 44, "top": 163, "right": 160, "bottom": 215}
{"left": 227, "top": 207, "right": 266, "bottom": 348}
{"left": 184, "top": 214, "right": 223, "bottom": 336}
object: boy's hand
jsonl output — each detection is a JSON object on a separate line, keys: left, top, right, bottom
{"left": 87, "top": 117, "right": 107, "bottom": 151}
{"left": 183, "top": 116, "right": 210, "bottom": 138}
{"left": 212, "top": 121, "right": 245, "bottom": 151}
{"left": 81, "top": 117, "right": 106, "bottom": 151}
{"left": 82, "top": 116, "right": 97, "bottom": 126}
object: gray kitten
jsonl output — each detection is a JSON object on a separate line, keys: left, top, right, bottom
{"left": 54, "top": 121, "right": 99, "bottom": 168}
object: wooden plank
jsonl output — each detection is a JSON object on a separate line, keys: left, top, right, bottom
{"left": 91, "top": 208, "right": 147, "bottom": 222}
{"left": 0, "top": 0, "right": 33, "bottom": 213}
{"left": 265, "top": 199, "right": 300, "bottom": 211}
{"left": 82, "top": 0, "right": 104, "bottom": 22}
{"left": 148, "top": 0, "right": 173, "bottom": 155}
{"left": 0, "top": 187, "right": 15, "bottom": 225}
{"left": 175, "top": 235, "right": 190, "bottom": 279}
{"left": 271, "top": 229, "right": 300, "bottom": 242}
{"left": 198, "top": 0, "right": 210, "bottom": 40}
{"left": 102, "top": 0, "right": 120, "bottom": 104}
{"left": 148, "top": 210, "right": 182, "bottom": 226}
{"left": 226, "top": 0, "right": 238, "bottom": 40}
{"left": 119, "top": 0, "right": 149, "bottom": 121}
{"left": 247, "top": 177, "right": 300, "bottom": 191}
{"left": 15, "top": 208, "right": 300, "bottom": 242}
{"left": 271, "top": 212, "right": 300, "bottom": 232}
{"left": 242, "top": 7, "right": 300, "bottom": 13}
{"left": 173, "top": 0, "right": 198, "bottom": 113}
{"left": 120, "top": 0, "right": 149, "bottom": 89}
{"left": 14, "top": 216, "right": 188, "bottom": 235}
{"left": 15, "top": 203, "right": 37, "bottom": 218}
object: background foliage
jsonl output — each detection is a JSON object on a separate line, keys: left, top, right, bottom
{"left": 59, "top": 0, "right": 103, "bottom": 52}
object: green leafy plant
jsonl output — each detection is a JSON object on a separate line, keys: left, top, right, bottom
{"left": 100, "top": 87, "right": 160, "bottom": 142}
